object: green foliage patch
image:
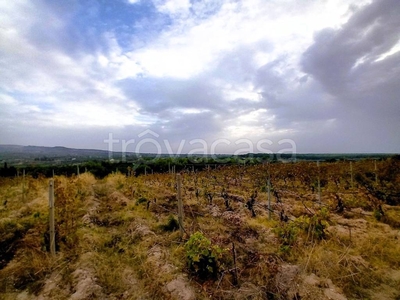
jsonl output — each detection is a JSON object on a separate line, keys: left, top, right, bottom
{"left": 184, "top": 232, "right": 224, "bottom": 280}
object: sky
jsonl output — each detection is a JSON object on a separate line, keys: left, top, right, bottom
{"left": 0, "top": 0, "right": 399, "bottom": 154}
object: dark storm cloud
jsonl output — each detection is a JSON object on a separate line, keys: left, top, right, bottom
{"left": 300, "top": 0, "right": 400, "bottom": 152}
{"left": 301, "top": 0, "right": 400, "bottom": 102}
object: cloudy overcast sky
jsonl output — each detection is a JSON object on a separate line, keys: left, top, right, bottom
{"left": 1, "top": 0, "right": 399, "bottom": 154}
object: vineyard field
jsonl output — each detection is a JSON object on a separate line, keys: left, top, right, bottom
{"left": 1, "top": 158, "right": 400, "bottom": 299}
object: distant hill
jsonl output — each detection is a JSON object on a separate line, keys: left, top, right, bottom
{"left": 0, "top": 144, "right": 396, "bottom": 167}
{"left": 0, "top": 145, "right": 112, "bottom": 165}
{"left": 0, "top": 144, "right": 109, "bottom": 157}
{"left": 0, "top": 144, "right": 163, "bottom": 166}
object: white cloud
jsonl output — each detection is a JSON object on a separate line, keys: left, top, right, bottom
{"left": 118, "top": 0, "right": 367, "bottom": 81}
{"left": 153, "top": 0, "right": 191, "bottom": 15}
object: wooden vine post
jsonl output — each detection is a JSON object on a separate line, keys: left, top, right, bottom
{"left": 267, "top": 165, "right": 271, "bottom": 220}
{"left": 49, "top": 179, "right": 56, "bottom": 256}
{"left": 317, "top": 161, "right": 321, "bottom": 205}
{"left": 22, "top": 169, "right": 25, "bottom": 202}
{"left": 374, "top": 160, "right": 378, "bottom": 185}
{"left": 177, "top": 174, "right": 184, "bottom": 238}
{"left": 350, "top": 161, "right": 354, "bottom": 190}
{"left": 232, "top": 242, "right": 238, "bottom": 285}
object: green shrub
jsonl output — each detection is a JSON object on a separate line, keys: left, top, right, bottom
{"left": 273, "top": 221, "right": 299, "bottom": 256}
{"left": 295, "top": 207, "right": 330, "bottom": 241}
{"left": 184, "top": 232, "right": 224, "bottom": 280}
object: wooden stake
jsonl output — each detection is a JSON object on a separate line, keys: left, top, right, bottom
{"left": 350, "top": 161, "right": 353, "bottom": 190}
{"left": 49, "top": 179, "right": 56, "bottom": 256}
{"left": 177, "top": 174, "right": 184, "bottom": 238}
{"left": 232, "top": 242, "right": 238, "bottom": 286}
{"left": 267, "top": 166, "right": 271, "bottom": 220}
{"left": 317, "top": 161, "right": 321, "bottom": 205}
{"left": 374, "top": 160, "right": 378, "bottom": 185}
{"left": 22, "top": 169, "right": 25, "bottom": 202}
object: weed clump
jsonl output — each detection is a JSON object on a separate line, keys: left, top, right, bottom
{"left": 160, "top": 215, "right": 179, "bottom": 232}
{"left": 381, "top": 209, "right": 400, "bottom": 228}
{"left": 136, "top": 197, "right": 148, "bottom": 205}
